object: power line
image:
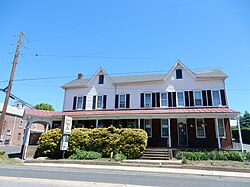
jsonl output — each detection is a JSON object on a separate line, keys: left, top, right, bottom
{"left": 28, "top": 7, "right": 250, "bottom": 43}
{"left": 11, "top": 83, "right": 250, "bottom": 91}
{"left": 28, "top": 0, "right": 209, "bottom": 34}
{"left": 0, "top": 64, "right": 250, "bottom": 83}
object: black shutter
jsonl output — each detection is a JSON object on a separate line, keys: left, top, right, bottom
{"left": 173, "top": 92, "right": 177, "bottom": 107}
{"left": 207, "top": 90, "right": 212, "bottom": 106}
{"left": 202, "top": 90, "right": 207, "bottom": 106}
{"left": 126, "top": 94, "right": 130, "bottom": 108}
{"left": 82, "top": 96, "right": 86, "bottom": 109}
{"left": 103, "top": 95, "right": 107, "bottom": 109}
{"left": 185, "top": 91, "right": 189, "bottom": 107}
{"left": 220, "top": 90, "right": 226, "bottom": 106}
{"left": 73, "top": 96, "right": 77, "bottom": 110}
{"left": 115, "top": 95, "right": 119, "bottom": 108}
{"left": 168, "top": 92, "right": 172, "bottom": 107}
{"left": 140, "top": 93, "right": 144, "bottom": 108}
{"left": 152, "top": 93, "right": 156, "bottom": 107}
{"left": 189, "top": 91, "right": 194, "bottom": 106}
{"left": 92, "top": 96, "right": 96, "bottom": 109}
{"left": 156, "top": 92, "right": 160, "bottom": 107}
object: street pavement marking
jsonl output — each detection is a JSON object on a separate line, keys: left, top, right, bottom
{"left": 0, "top": 176, "right": 153, "bottom": 187}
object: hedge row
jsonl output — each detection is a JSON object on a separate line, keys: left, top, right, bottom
{"left": 35, "top": 126, "right": 148, "bottom": 159}
{"left": 232, "top": 128, "right": 250, "bottom": 144}
{"left": 176, "top": 151, "right": 250, "bottom": 162}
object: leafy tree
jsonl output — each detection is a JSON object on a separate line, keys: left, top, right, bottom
{"left": 34, "top": 103, "right": 55, "bottom": 111}
{"left": 240, "top": 111, "right": 250, "bottom": 128}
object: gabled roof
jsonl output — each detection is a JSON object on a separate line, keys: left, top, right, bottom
{"left": 61, "top": 61, "right": 228, "bottom": 89}
{"left": 86, "top": 67, "right": 113, "bottom": 86}
{"left": 164, "top": 60, "right": 196, "bottom": 81}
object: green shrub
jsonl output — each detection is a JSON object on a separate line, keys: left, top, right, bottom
{"left": 176, "top": 151, "right": 245, "bottom": 162}
{"left": 69, "top": 149, "right": 102, "bottom": 160}
{"left": 35, "top": 128, "right": 62, "bottom": 158}
{"left": 113, "top": 152, "right": 127, "bottom": 161}
{"left": 232, "top": 128, "right": 250, "bottom": 144}
{"left": 37, "top": 126, "right": 147, "bottom": 159}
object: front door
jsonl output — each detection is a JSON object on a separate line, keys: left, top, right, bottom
{"left": 178, "top": 122, "right": 188, "bottom": 146}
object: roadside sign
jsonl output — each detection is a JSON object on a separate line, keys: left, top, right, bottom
{"left": 61, "top": 116, "right": 72, "bottom": 135}
{"left": 60, "top": 135, "right": 69, "bottom": 151}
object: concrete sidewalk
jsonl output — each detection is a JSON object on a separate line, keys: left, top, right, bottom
{"left": 23, "top": 162, "right": 250, "bottom": 179}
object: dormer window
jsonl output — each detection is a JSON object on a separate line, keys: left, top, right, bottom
{"left": 98, "top": 75, "right": 104, "bottom": 84}
{"left": 176, "top": 69, "right": 183, "bottom": 79}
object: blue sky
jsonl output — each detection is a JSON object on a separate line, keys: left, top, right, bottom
{"left": 0, "top": 0, "right": 250, "bottom": 113}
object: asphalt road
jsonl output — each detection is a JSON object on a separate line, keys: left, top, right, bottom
{"left": 0, "top": 165, "right": 249, "bottom": 187}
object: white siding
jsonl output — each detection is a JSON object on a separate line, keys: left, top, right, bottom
{"left": 63, "top": 66, "right": 226, "bottom": 111}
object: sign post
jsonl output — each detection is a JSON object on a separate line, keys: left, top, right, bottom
{"left": 60, "top": 116, "right": 72, "bottom": 159}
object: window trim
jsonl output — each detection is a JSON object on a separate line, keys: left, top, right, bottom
{"left": 161, "top": 119, "right": 169, "bottom": 138}
{"left": 212, "top": 90, "right": 221, "bottom": 106}
{"left": 194, "top": 90, "right": 203, "bottom": 106}
{"left": 144, "top": 119, "right": 152, "bottom": 138}
{"left": 119, "top": 94, "right": 126, "bottom": 108}
{"left": 195, "top": 118, "right": 206, "bottom": 139}
{"left": 217, "top": 118, "right": 226, "bottom": 138}
{"left": 98, "top": 74, "right": 104, "bottom": 84}
{"left": 176, "top": 69, "right": 183, "bottom": 79}
{"left": 76, "top": 96, "right": 83, "bottom": 110}
{"left": 177, "top": 92, "right": 184, "bottom": 107}
{"left": 144, "top": 93, "right": 152, "bottom": 107}
{"left": 160, "top": 92, "right": 168, "bottom": 107}
{"left": 96, "top": 95, "right": 103, "bottom": 109}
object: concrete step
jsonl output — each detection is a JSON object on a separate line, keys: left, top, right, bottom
{"left": 141, "top": 156, "right": 169, "bottom": 160}
{"left": 143, "top": 151, "right": 169, "bottom": 155}
{"left": 142, "top": 153, "right": 169, "bottom": 157}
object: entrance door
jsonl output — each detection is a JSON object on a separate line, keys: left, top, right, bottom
{"left": 178, "top": 122, "right": 188, "bottom": 146}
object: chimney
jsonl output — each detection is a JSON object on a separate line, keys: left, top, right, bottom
{"left": 77, "top": 73, "right": 83, "bottom": 79}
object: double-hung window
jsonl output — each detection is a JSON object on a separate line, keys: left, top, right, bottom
{"left": 176, "top": 69, "right": 183, "bottom": 79}
{"left": 212, "top": 90, "right": 220, "bottom": 106}
{"left": 145, "top": 93, "right": 152, "bottom": 107}
{"left": 161, "top": 119, "right": 169, "bottom": 138}
{"left": 76, "top": 97, "right": 83, "bottom": 109}
{"left": 97, "top": 96, "right": 103, "bottom": 109}
{"left": 177, "top": 92, "right": 184, "bottom": 107}
{"left": 196, "top": 119, "right": 206, "bottom": 138}
{"left": 217, "top": 118, "right": 226, "bottom": 137}
{"left": 144, "top": 119, "right": 152, "bottom": 138}
{"left": 161, "top": 93, "right": 167, "bottom": 107}
{"left": 194, "top": 91, "right": 202, "bottom": 106}
{"left": 119, "top": 95, "right": 126, "bottom": 108}
{"left": 98, "top": 75, "right": 104, "bottom": 84}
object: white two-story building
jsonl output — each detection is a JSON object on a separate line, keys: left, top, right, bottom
{"left": 48, "top": 60, "right": 237, "bottom": 149}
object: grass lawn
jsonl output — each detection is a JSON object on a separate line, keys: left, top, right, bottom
{"left": 0, "top": 155, "right": 23, "bottom": 165}
{"left": 185, "top": 160, "right": 250, "bottom": 168}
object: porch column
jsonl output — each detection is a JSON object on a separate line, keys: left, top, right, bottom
{"left": 168, "top": 118, "right": 171, "bottom": 148}
{"left": 96, "top": 119, "right": 99, "bottom": 128}
{"left": 215, "top": 118, "right": 221, "bottom": 149}
{"left": 138, "top": 118, "right": 141, "bottom": 129}
{"left": 237, "top": 115, "right": 244, "bottom": 152}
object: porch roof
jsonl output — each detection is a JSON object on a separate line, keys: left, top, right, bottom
{"left": 24, "top": 107, "right": 239, "bottom": 119}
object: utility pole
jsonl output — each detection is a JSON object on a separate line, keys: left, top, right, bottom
{"left": 0, "top": 32, "right": 23, "bottom": 138}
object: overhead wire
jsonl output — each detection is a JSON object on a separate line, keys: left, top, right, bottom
{"left": 0, "top": 64, "right": 250, "bottom": 83}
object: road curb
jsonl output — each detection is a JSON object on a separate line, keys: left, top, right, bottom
{"left": 23, "top": 159, "right": 250, "bottom": 173}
